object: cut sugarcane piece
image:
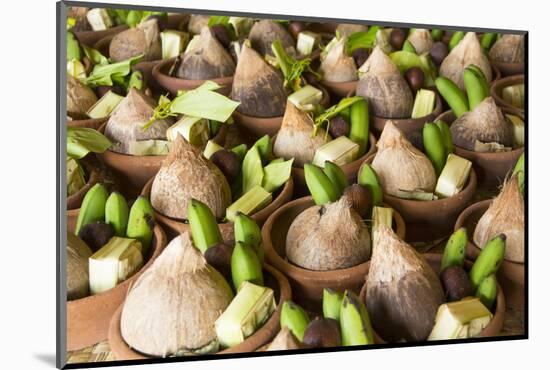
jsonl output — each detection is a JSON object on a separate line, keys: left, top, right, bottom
{"left": 229, "top": 17, "right": 254, "bottom": 38}
{"left": 67, "top": 59, "right": 86, "bottom": 80}
{"left": 411, "top": 89, "right": 436, "bottom": 119}
{"left": 89, "top": 237, "right": 143, "bottom": 295}
{"left": 288, "top": 85, "right": 323, "bottom": 112}
{"left": 474, "top": 140, "right": 511, "bottom": 153}
{"left": 502, "top": 84, "right": 524, "bottom": 110}
{"left": 215, "top": 282, "right": 276, "bottom": 348}
{"left": 127, "top": 140, "right": 172, "bottom": 156}
{"left": 86, "top": 8, "right": 113, "bottom": 31}
{"left": 395, "top": 189, "right": 436, "bottom": 201}
{"left": 312, "top": 136, "right": 360, "bottom": 168}
{"left": 506, "top": 114, "right": 524, "bottom": 147}
{"left": 226, "top": 185, "right": 272, "bottom": 222}
{"left": 203, "top": 140, "right": 224, "bottom": 159}
{"left": 428, "top": 298, "right": 492, "bottom": 340}
{"left": 321, "top": 37, "right": 338, "bottom": 61}
{"left": 166, "top": 116, "right": 210, "bottom": 145}
{"left": 435, "top": 154, "right": 472, "bottom": 198}
{"left": 297, "top": 31, "right": 321, "bottom": 56}
{"left": 67, "top": 157, "right": 86, "bottom": 196}
{"left": 161, "top": 30, "right": 189, "bottom": 60}
{"left": 86, "top": 90, "right": 124, "bottom": 119}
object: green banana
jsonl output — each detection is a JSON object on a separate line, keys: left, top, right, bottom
{"left": 304, "top": 163, "right": 339, "bottom": 205}
{"left": 435, "top": 120, "right": 454, "bottom": 158}
{"left": 105, "top": 191, "right": 129, "bottom": 237}
{"left": 349, "top": 99, "right": 370, "bottom": 156}
{"left": 464, "top": 66, "right": 488, "bottom": 110}
{"left": 67, "top": 31, "right": 81, "bottom": 61}
{"left": 339, "top": 107, "right": 351, "bottom": 123}
{"left": 231, "top": 241, "right": 263, "bottom": 291}
{"left": 323, "top": 161, "right": 348, "bottom": 196}
{"left": 435, "top": 76, "right": 470, "bottom": 118}
{"left": 234, "top": 212, "right": 264, "bottom": 263}
{"left": 280, "top": 300, "right": 310, "bottom": 342}
{"left": 340, "top": 290, "right": 375, "bottom": 346}
{"left": 423, "top": 122, "right": 447, "bottom": 176}
{"left": 187, "top": 198, "right": 223, "bottom": 253}
{"left": 402, "top": 40, "right": 416, "bottom": 53}
{"left": 513, "top": 152, "right": 525, "bottom": 195}
{"left": 441, "top": 227, "right": 467, "bottom": 271}
{"left": 431, "top": 29, "right": 443, "bottom": 41}
{"left": 476, "top": 274, "right": 498, "bottom": 310}
{"left": 470, "top": 234, "right": 506, "bottom": 290}
{"left": 480, "top": 33, "right": 497, "bottom": 52}
{"left": 467, "top": 64, "right": 490, "bottom": 97}
{"left": 323, "top": 288, "right": 344, "bottom": 322}
{"left": 126, "top": 196, "right": 155, "bottom": 254}
{"left": 75, "top": 183, "right": 108, "bottom": 235}
{"left": 357, "top": 163, "right": 383, "bottom": 206}
{"left": 449, "top": 31, "right": 465, "bottom": 50}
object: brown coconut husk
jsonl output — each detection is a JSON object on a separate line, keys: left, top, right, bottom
{"left": 366, "top": 225, "right": 445, "bottom": 342}
{"left": 273, "top": 102, "right": 329, "bottom": 167}
{"left": 120, "top": 232, "right": 234, "bottom": 357}
{"left": 356, "top": 46, "right": 413, "bottom": 118}
{"left": 319, "top": 37, "right": 358, "bottom": 83}
{"left": 249, "top": 19, "right": 296, "bottom": 57}
{"left": 439, "top": 32, "right": 492, "bottom": 90}
{"left": 335, "top": 23, "right": 368, "bottom": 38}
{"left": 67, "top": 232, "right": 93, "bottom": 300}
{"left": 474, "top": 175, "right": 524, "bottom": 262}
{"left": 372, "top": 121, "right": 436, "bottom": 196}
{"left": 231, "top": 43, "right": 287, "bottom": 118}
{"left": 450, "top": 97, "right": 513, "bottom": 151}
{"left": 109, "top": 18, "right": 162, "bottom": 62}
{"left": 407, "top": 28, "right": 433, "bottom": 55}
{"left": 286, "top": 197, "right": 371, "bottom": 271}
{"left": 489, "top": 34, "right": 524, "bottom": 64}
{"left": 150, "top": 135, "right": 231, "bottom": 220}
{"left": 188, "top": 15, "right": 210, "bottom": 35}
{"left": 176, "top": 27, "right": 236, "bottom": 80}
{"left": 265, "top": 327, "right": 302, "bottom": 351}
{"left": 103, "top": 88, "right": 170, "bottom": 154}
{"left": 67, "top": 74, "right": 97, "bottom": 116}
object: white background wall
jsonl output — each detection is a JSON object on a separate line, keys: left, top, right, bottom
{"left": 0, "top": 0, "right": 543, "bottom": 368}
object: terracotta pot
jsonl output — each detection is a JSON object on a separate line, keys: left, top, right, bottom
{"left": 73, "top": 25, "right": 128, "bottom": 47}
{"left": 262, "top": 196, "right": 406, "bottom": 312}
{"left": 141, "top": 177, "right": 294, "bottom": 241}
{"left": 455, "top": 200, "right": 525, "bottom": 310}
{"left": 490, "top": 75, "right": 524, "bottom": 114}
{"left": 289, "top": 133, "right": 377, "bottom": 194}
{"left": 67, "top": 117, "right": 108, "bottom": 130}
{"left": 232, "top": 85, "right": 331, "bottom": 138}
{"left": 491, "top": 61, "right": 524, "bottom": 77}
{"left": 371, "top": 93, "right": 444, "bottom": 149}
{"left": 320, "top": 79, "right": 358, "bottom": 99}
{"left": 66, "top": 211, "right": 167, "bottom": 351}
{"left": 108, "top": 264, "right": 292, "bottom": 358}
{"left": 152, "top": 57, "right": 234, "bottom": 96}
{"left": 67, "top": 166, "right": 100, "bottom": 210}
{"left": 165, "top": 13, "right": 190, "bottom": 31}
{"left": 359, "top": 253, "right": 505, "bottom": 342}
{"left": 436, "top": 109, "right": 524, "bottom": 189}
{"left": 364, "top": 154, "right": 477, "bottom": 243}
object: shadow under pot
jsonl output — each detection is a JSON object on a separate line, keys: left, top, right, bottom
{"left": 490, "top": 75, "right": 524, "bottom": 115}
{"left": 108, "top": 263, "right": 292, "bottom": 358}
{"left": 359, "top": 253, "right": 505, "bottom": 342}
{"left": 435, "top": 109, "right": 524, "bottom": 189}
{"left": 73, "top": 24, "right": 128, "bottom": 47}
{"left": 364, "top": 154, "right": 477, "bottom": 243}
{"left": 141, "top": 176, "right": 294, "bottom": 242}
{"left": 67, "top": 160, "right": 101, "bottom": 210}
{"left": 262, "top": 196, "right": 406, "bottom": 312}
{"left": 455, "top": 200, "right": 525, "bottom": 311}
{"left": 65, "top": 210, "right": 167, "bottom": 351}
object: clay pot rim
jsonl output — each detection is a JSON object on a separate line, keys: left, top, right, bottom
{"left": 66, "top": 165, "right": 100, "bottom": 210}
{"left": 73, "top": 24, "right": 129, "bottom": 47}
{"left": 108, "top": 263, "right": 292, "bottom": 358}
{"left": 67, "top": 116, "right": 109, "bottom": 129}
{"left": 490, "top": 61, "right": 524, "bottom": 76}
{"left": 359, "top": 252, "right": 505, "bottom": 342}
{"left": 262, "top": 195, "right": 406, "bottom": 284}
{"left": 371, "top": 91, "right": 444, "bottom": 123}
{"left": 319, "top": 78, "right": 358, "bottom": 93}
{"left": 490, "top": 74, "right": 524, "bottom": 114}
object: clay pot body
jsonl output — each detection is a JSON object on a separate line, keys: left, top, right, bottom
{"left": 490, "top": 75, "right": 524, "bottom": 115}
{"left": 73, "top": 25, "right": 128, "bottom": 47}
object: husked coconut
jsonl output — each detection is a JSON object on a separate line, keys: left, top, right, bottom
{"left": 266, "top": 327, "right": 303, "bottom": 351}
{"left": 67, "top": 232, "right": 93, "bottom": 300}
{"left": 407, "top": 28, "right": 433, "bottom": 55}
{"left": 489, "top": 34, "right": 524, "bottom": 64}
{"left": 109, "top": 18, "right": 162, "bottom": 62}
{"left": 335, "top": 23, "right": 368, "bottom": 38}
{"left": 249, "top": 19, "right": 296, "bottom": 57}
{"left": 319, "top": 37, "right": 358, "bottom": 83}
{"left": 188, "top": 15, "right": 210, "bottom": 35}
{"left": 67, "top": 74, "right": 97, "bottom": 116}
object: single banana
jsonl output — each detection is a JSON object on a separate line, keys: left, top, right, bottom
{"left": 126, "top": 196, "right": 155, "bottom": 254}
{"left": 323, "top": 161, "right": 348, "bottom": 196}
{"left": 349, "top": 98, "right": 370, "bottom": 156}
{"left": 431, "top": 29, "right": 443, "bottom": 41}
{"left": 470, "top": 234, "right": 506, "bottom": 290}
{"left": 423, "top": 122, "right": 447, "bottom": 176}
{"left": 105, "top": 191, "right": 129, "bottom": 237}
{"left": 75, "top": 183, "right": 108, "bottom": 235}
{"left": 435, "top": 76, "right": 470, "bottom": 118}
{"left": 187, "top": 198, "right": 223, "bottom": 254}
{"left": 323, "top": 288, "right": 344, "bottom": 322}
{"left": 231, "top": 241, "right": 263, "bottom": 291}
{"left": 467, "top": 64, "right": 490, "bottom": 97}
{"left": 449, "top": 31, "right": 465, "bottom": 50}
{"left": 234, "top": 212, "right": 264, "bottom": 263}
{"left": 435, "top": 120, "right": 454, "bottom": 158}
{"left": 463, "top": 67, "right": 488, "bottom": 110}
{"left": 357, "top": 163, "right": 383, "bottom": 206}
{"left": 280, "top": 300, "right": 310, "bottom": 342}
{"left": 512, "top": 153, "right": 525, "bottom": 195}
{"left": 441, "top": 228, "right": 468, "bottom": 272}
{"left": 480, "top": 32, "right": 497, "bottom": 52}
{"left": 476, "top": 274, "right": 498, "bottom": 310}
{"left": 304, "top": 163, "right": 339, "bottom": 205}
{"left": 340, "top": 290, "right": 375, "bottom": 346}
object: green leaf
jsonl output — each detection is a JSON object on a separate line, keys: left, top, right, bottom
{"left": 252, "top": 135, "right": 273, "bottom": 163}
{"left": 314, "top": 96, "right": 364, "bottom": 135}
{"left": 126, "top": 10, "right": 143, "bottom": 27}
{"left": 242, "top": 146, "right": 264, "bottom": 194}
{"left": 82, "top": 45, "right": 109, "bottom": 66}
{"left": 345, "top": 27, "right": 379, "bottom": 55}
{"left": 272, "top": 40, "right": 316, "bottom": 92}
{"left": 389, "top": 51, "right": 437, "bottom": 86}
{"left": 84, "top": 54, "right": 144, "bottom": 88}
{"left": 166, "top": 87, "right": 240, "bottom": 122}
{"left": 67, "top": 127, "right": 112, "bottom": 159}
{"left": 262, "top": 158, "right": 294, "bottom": 192}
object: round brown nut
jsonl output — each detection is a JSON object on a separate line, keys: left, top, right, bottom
{"left": 288, "top": 21, "right": 306, "bottom": 39}
{"left": 430, "top": 41, "right": 449, "bottom": 66}
{"left": 328, "top": 116, "right": 350, "bottom": 138}
{"left": 440, "top": 265, "right": 473, "bottom": 302}
{"left": 390, "top": 28, "right": 406, "bottom": 50}
{"left": 303, "top": 317, "right": 342, "bottom": 348}
{"left": 210, "top": 24, "right": 231, "bottom": 48}
{"left": 405, "top": 67, "right": 425, "bottom": 93}
{"left": 78, "top": 221, "right": 114, "bottom": 252}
